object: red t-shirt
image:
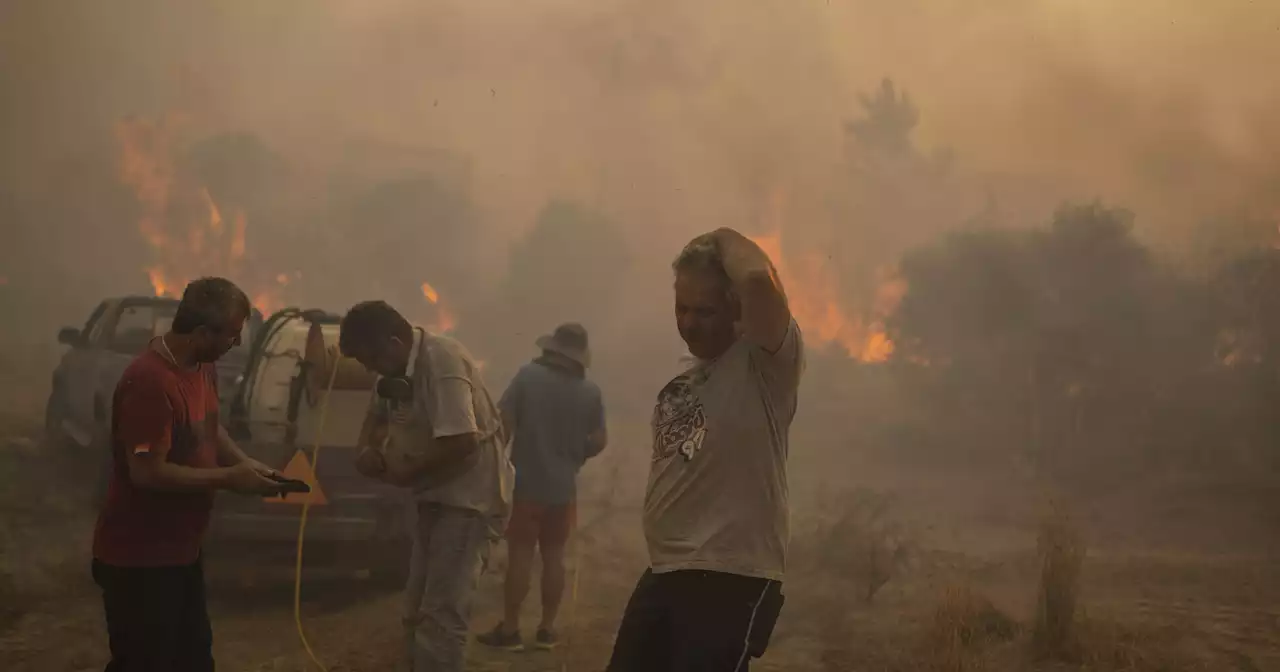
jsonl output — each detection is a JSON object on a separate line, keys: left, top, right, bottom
{"left": 92, "top": 348, "right": 221, "bottom": 567}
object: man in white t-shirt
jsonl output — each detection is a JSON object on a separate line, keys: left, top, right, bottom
{"left": 339, "top": 300, "right": 513, "bottom": 672}
{"left": 606, "top": 228, "right": 804, "bottom": 671}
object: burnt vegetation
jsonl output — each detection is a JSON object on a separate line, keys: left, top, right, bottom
{"left": 881, "top": 201, "right": 1280, "bottom": 482}
{"left": 798, "top": 78, "right": 1280, "bottom": 491}
{"left": 781, "top": 80, "right": 1280, "bottom": 670}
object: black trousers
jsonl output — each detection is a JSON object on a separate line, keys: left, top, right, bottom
{"left": 606, "top": 569, "right": 784, "bottom": 672}
{"left": 92, "top": 558, "right": 214, "bottom": 672}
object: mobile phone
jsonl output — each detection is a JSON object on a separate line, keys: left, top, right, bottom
{"left": 267, "top": 472, "right": 312, "bottom": 494}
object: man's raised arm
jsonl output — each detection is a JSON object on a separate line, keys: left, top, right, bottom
{"left": 712, "top": 227, "right": 792, "bottom": 353}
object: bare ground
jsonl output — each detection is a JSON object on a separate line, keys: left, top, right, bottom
{"left": 2, "top": 408, "right": 1279, "bottom": 671}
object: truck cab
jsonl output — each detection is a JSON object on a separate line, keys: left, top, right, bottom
{"left": 46, "top": 296, "right": 260, "bottom": 450}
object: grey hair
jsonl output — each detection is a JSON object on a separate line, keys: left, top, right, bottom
{"left": 172, "top": 277, "right": 252, "bottom": 334}
{"left": 672, "top": 235, "right": 735, "bottom": 304}
{"left": 672, "top": 234, "right": 729, "bottom": 278}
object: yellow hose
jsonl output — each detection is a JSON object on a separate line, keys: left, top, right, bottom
{"left": 293, "top": 356, "right": 342, "bottom": 671}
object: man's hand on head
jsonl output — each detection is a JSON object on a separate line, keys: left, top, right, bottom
{"left": 709, "top": 228, "right": 769, "bottom": 279}
{"left": 698, "top": 227, "right": 792, "bottom": 352}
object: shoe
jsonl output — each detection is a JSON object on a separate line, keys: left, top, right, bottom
{"left": 534, "top": 627, "right": 559, "bottom": 651}
{"left": 476, "top": 623, "right": 524, "bottom": 652}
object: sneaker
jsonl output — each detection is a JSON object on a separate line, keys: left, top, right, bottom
{"left": 476, "top": 623, "right": 524, "bottom": 652}
{"left": 534, "top": 627, "right": 559, "bottom": 651}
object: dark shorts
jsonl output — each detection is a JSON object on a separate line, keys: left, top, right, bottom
{"left": 504, "top": 498, "right": 576, "bottom": 547}
{"left": 606, "top": 569, "right": 784, "bottom": 672}
{"left": 92, "top": 558, "right": 214, "bottom": 672}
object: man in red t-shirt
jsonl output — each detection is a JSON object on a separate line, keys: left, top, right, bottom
{"left": 92, "top": 277, "right": 286, "bottom": 672}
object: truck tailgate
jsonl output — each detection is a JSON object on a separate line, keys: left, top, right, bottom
{"left": 208, "top": 442, "right": 411, "bottom": 544}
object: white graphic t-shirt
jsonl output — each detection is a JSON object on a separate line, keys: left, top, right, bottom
{"left": 643, "top": 320, "right": 804, "bottom": 581}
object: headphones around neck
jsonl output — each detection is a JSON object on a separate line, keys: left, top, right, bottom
{"left": 376, "top": 375, "right": 414, "bottom": 402}
{"left": 374, "top": 328, "right": 426, "bottom": 403}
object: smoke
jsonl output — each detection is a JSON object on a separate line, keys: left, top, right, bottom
{"left": 3, "top": 0, "right": 1279, "bottom": 374}
{"left": 823, "top": 0, "right": 1280, "bottom": 232}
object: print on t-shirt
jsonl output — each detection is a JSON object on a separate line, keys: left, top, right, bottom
{"left": 652, "top": 368, "right": 709, "bottom": 462}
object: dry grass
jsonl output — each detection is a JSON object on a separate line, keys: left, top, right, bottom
{"left": 0, "top": 431, "right": 97, "bottom": 633}
{"left": 927, "top": 585, "right": 1019, "bottom": 671}
{"left": 1032, "top": 504, "right": 1087, "bottom": 661}
{"left": 1072, "top": 617, "right": 1200, "bottom": 671}
{"left": 0, "top": 406, "right": 1271, "bottom": 672}
{"left": 800, "top": 491, "right": 1217, "bottom": 672}
{"left": 803, "top": 488, "right": 915, "bottom": 603}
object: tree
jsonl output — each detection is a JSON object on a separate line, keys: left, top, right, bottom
{"left": 832, "top": 78, "right": 977, "bottom": 312}
{"left": 183, "top": 132, "right": 285, "bottom": 213}
{"left": 1207, "top": 248, "right": 1280, "bottom": 466}
{"left": 889, "top": 226, "right": 1041, "bottom": 464}
{"left": 887, "top": 202, "right": 1207, "bottom": 479}
{"left": 1214, "top": 248, "right": 1280, "bottom": 369}
{"left": 500, "top": 199, "right": 631, "bottom": 329}
{"left": 290, "top": 173, "right": 482, "bottom": 320}
{"left": 349, "top": 175, "right": 476, "bottom": 274}
{"left": 844, "top": 78, "right": 919, "bottom": 160}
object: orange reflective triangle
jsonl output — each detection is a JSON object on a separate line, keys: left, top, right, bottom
{"left": 263, "top": 450, "right": 328, "bottom": 506}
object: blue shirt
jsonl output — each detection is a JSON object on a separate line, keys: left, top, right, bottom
{"left": 499, "top": 360, "right": 606, "bottom": 505}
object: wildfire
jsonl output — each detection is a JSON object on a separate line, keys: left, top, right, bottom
{"left": 749, "top": 189, "right": 905, "bottom": 363}
{"left": 251, "top": 272, "right": 299, "bottom": 317}
{"left": 116, "top": 115, "right": 283, "bottom": 315}
{"left": 421, "top": 282, "right": 458, "bottom": 333}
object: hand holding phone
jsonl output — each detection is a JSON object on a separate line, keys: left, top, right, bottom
{"left": 265, "top": 471, "right": 312, "bottom": 494}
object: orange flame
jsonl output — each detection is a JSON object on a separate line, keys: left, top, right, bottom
{"left": 421, "top": 282, "right": 458, "bottom": 333}
{"left": 250, "top": 272, "right": 298, "bottom": 317}
{"left": 146, "top": 268, "right": 170, "bottom": 297}
{"left": 749, "top": 188, "right": 904, "bottom": 362}
{"left": 116, "top": 116, "right": 282, "bottom": 315}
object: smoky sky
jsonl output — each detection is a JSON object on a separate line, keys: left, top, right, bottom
{"left": 3, "top": 0, "right": 1279, "bottom": 346}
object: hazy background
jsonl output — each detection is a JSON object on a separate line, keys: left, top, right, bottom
{"left": 2, "top": 0, "right": 1279, "bottom": 430}
{"left": 6, "top": 3, "right": 1280, "bottom": 669}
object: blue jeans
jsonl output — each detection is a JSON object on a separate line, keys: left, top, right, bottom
{"left": 402, "top": 502, "right": 492, "bottom": 672}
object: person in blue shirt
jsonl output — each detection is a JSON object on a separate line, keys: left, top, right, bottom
{"left": 477, "top": 322, "right": 607, "bottom": 652}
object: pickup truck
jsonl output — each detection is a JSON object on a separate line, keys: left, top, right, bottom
{"left": 45, "top": 296, "right": 259, "bottom": 457}
{"left": 47, "top": 297, "right": 409, "bottom": 581}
